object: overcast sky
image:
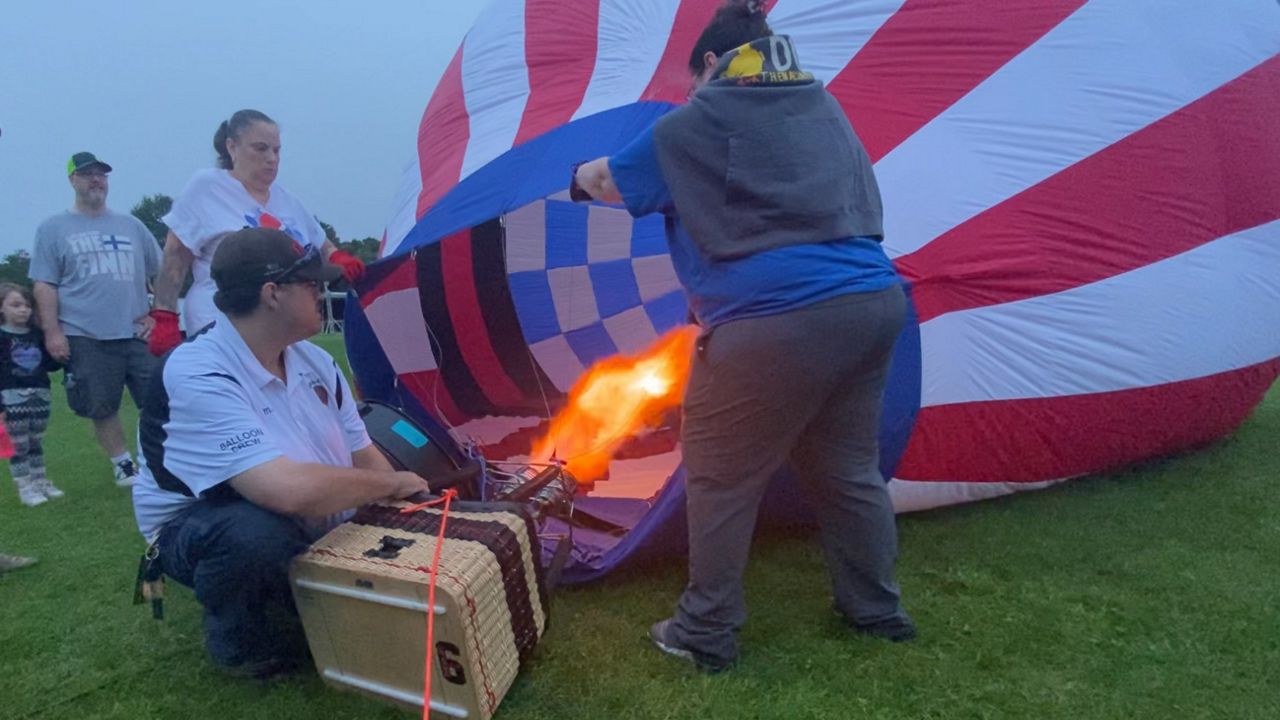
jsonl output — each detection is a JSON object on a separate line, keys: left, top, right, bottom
{"left": 0, "top": 0, "right": 487, "bottom": 256}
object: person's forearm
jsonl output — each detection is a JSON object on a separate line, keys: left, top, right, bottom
{"left": 321, "top": 240, "right": 338, "bottom": 259}
{"left": 153, "top": 232, "right": 193, "bottom": 312}
{"left": 231, "top": 457, "right": 408, "bottom": 518}
{"left": 352, "top": 444, "right": 395, "bottom": 472}
{"left": 291, "top": 462, "right": 407, "bottom": 517}
{"left": 32, "top": 282, "right": 61, "bottom": 334}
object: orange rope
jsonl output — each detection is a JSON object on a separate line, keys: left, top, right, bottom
{"left": 400, "top": 489, "right": 458, "bottom": 719}
{"left": 399, "top": 490, "right": 456, "bottom": 515}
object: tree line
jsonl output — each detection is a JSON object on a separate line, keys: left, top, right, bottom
{"left": 0, "top": 194, "right": 382, "bottom": 287}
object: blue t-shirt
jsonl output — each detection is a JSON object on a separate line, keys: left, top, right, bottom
{"left": 607, "top": 126, "right": 900, "bottom": 327}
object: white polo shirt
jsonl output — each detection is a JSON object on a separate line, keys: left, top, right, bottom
{"left": 132, "top": 320, "right": 371, "bottom": 542}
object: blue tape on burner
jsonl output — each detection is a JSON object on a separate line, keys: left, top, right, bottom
{"left": 391, "top": 419, "right": 429, "bottom": 449}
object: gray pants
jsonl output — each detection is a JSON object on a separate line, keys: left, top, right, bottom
{"left": 671, "top": 286, "right": 909, "bottom": 665}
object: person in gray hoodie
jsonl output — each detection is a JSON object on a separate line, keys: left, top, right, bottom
{"left": 573, "top": 0, "right": 914, "bottom": 672}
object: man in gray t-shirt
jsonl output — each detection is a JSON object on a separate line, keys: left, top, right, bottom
{"left": 29, "top": 152, "right": 162, "bottom": 488}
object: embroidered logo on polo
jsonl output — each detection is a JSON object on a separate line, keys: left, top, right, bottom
{"left": 219, "top": 428, "right": 264, "bottom": 452}
{"left": 298, "top": 370, "right": 330, "bottom": 406}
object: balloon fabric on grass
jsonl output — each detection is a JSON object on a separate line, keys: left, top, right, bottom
{"left": 347, "top": 0, "right": 1280, "bottom": 581}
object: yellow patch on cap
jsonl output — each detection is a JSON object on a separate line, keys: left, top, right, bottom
{"left": 723, "top": 45, "right": 764, "bottom": 79}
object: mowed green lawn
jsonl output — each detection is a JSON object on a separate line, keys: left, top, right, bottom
{"left": 2, "top": 334, "right": 1277, "bottom": 720}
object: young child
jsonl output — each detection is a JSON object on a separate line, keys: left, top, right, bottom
{"left": 0, "top": 282, "right": 62, "bottom": 506}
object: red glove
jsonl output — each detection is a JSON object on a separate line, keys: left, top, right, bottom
{"left": 328, "top": 250, "right": 366, "bottom": 283}
{"left": 148, "top": 309, "right": 183, "bottom": 357}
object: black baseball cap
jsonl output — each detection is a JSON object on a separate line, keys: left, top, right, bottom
{"left": 67, "top": 151, "right": 112, "bottom": 175}
{"left": 211, "top": 227, "right": 342, "bottom": 292}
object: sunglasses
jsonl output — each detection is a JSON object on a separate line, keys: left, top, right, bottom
{"left": 266, "top": 244, "right": 321, "bottom": 284}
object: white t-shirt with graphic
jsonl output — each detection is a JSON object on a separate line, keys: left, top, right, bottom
{"left": 162, "top": 169, "right": 325, "bottom": 333}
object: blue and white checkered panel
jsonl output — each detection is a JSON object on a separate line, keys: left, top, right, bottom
{"left": 507, "top": 198, "right": 686, "bottom": 392}
{"left": 504, "top": 199, "right": 545, "bottom": 273}
{"left": 548, "top": 265, "right": 601, "bottom": 331}
{"left": 587, "top": 204, "right": 633, "bottom": 262}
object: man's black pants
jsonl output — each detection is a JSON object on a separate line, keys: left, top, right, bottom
{"left": 157, "top": 498, "right": 311, "bottom": 667}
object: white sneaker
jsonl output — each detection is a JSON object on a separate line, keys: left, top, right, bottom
{"left": 114, "top": 459, "right": 138, "bottom": 488}
{"left": 18, "top": 486, "right": 48, "bottom": 507}
{"left": 0, "top": 554, "right": 38, "bottom": 572}
{"left": 37, "top": 479, "right": 65, "bottom": 499}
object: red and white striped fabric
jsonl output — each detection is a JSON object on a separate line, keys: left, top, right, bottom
{"left": 376, "top": 0, "right": 1280, "bottom": 513}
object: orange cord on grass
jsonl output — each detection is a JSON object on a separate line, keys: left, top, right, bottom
{"left": 399, "top": 488, "right": 459, "bottom": 719}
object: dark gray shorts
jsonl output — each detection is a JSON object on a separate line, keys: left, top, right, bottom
{"left": 63, "top": 336, "right": 157, "bottom": 420}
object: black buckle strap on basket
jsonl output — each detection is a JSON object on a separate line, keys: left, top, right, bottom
{"left": 131, "top": 542, "right": 165, "bottom": 620}
{"left": 364, "top": 535, "right": 416, "bottom": 560}
{"left": 543, "top": 535, "right": 572, "bottom": 592}
{"left": 565, "top": 507, "right": 628, "bottom": 536}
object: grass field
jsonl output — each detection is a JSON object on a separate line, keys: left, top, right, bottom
{"left": 2, "top": 334, "right": 1277, "bottom": 720}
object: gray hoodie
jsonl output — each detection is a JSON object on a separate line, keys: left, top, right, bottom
{"left": 652, "top": 35, "right": 883, "bottom": 261}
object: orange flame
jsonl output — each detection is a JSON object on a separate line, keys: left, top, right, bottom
{"left": 532, "top": 326, "right": 699, "bottom": 483}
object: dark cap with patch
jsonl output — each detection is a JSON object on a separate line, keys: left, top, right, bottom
{"left": 210, "top": 227, "right": 342, "bottom": 292}
{"left": 67, "top": 151, "right": 112, "bottom": 176}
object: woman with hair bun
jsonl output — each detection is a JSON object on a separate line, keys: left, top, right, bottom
{"left": 146, "top": 109, "right": 365, "bottom": 354}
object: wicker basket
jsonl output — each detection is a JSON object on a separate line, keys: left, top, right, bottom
{"left": 291, "top": 501, "right": 547, "bottom": 718}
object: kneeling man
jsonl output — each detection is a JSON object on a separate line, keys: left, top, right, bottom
{"left": 132, "top": 228, "right": 429, "bottom": 678}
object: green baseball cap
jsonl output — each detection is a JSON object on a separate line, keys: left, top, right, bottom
{"left": 67, "top": 151, "right": 112, "bottom": 176}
